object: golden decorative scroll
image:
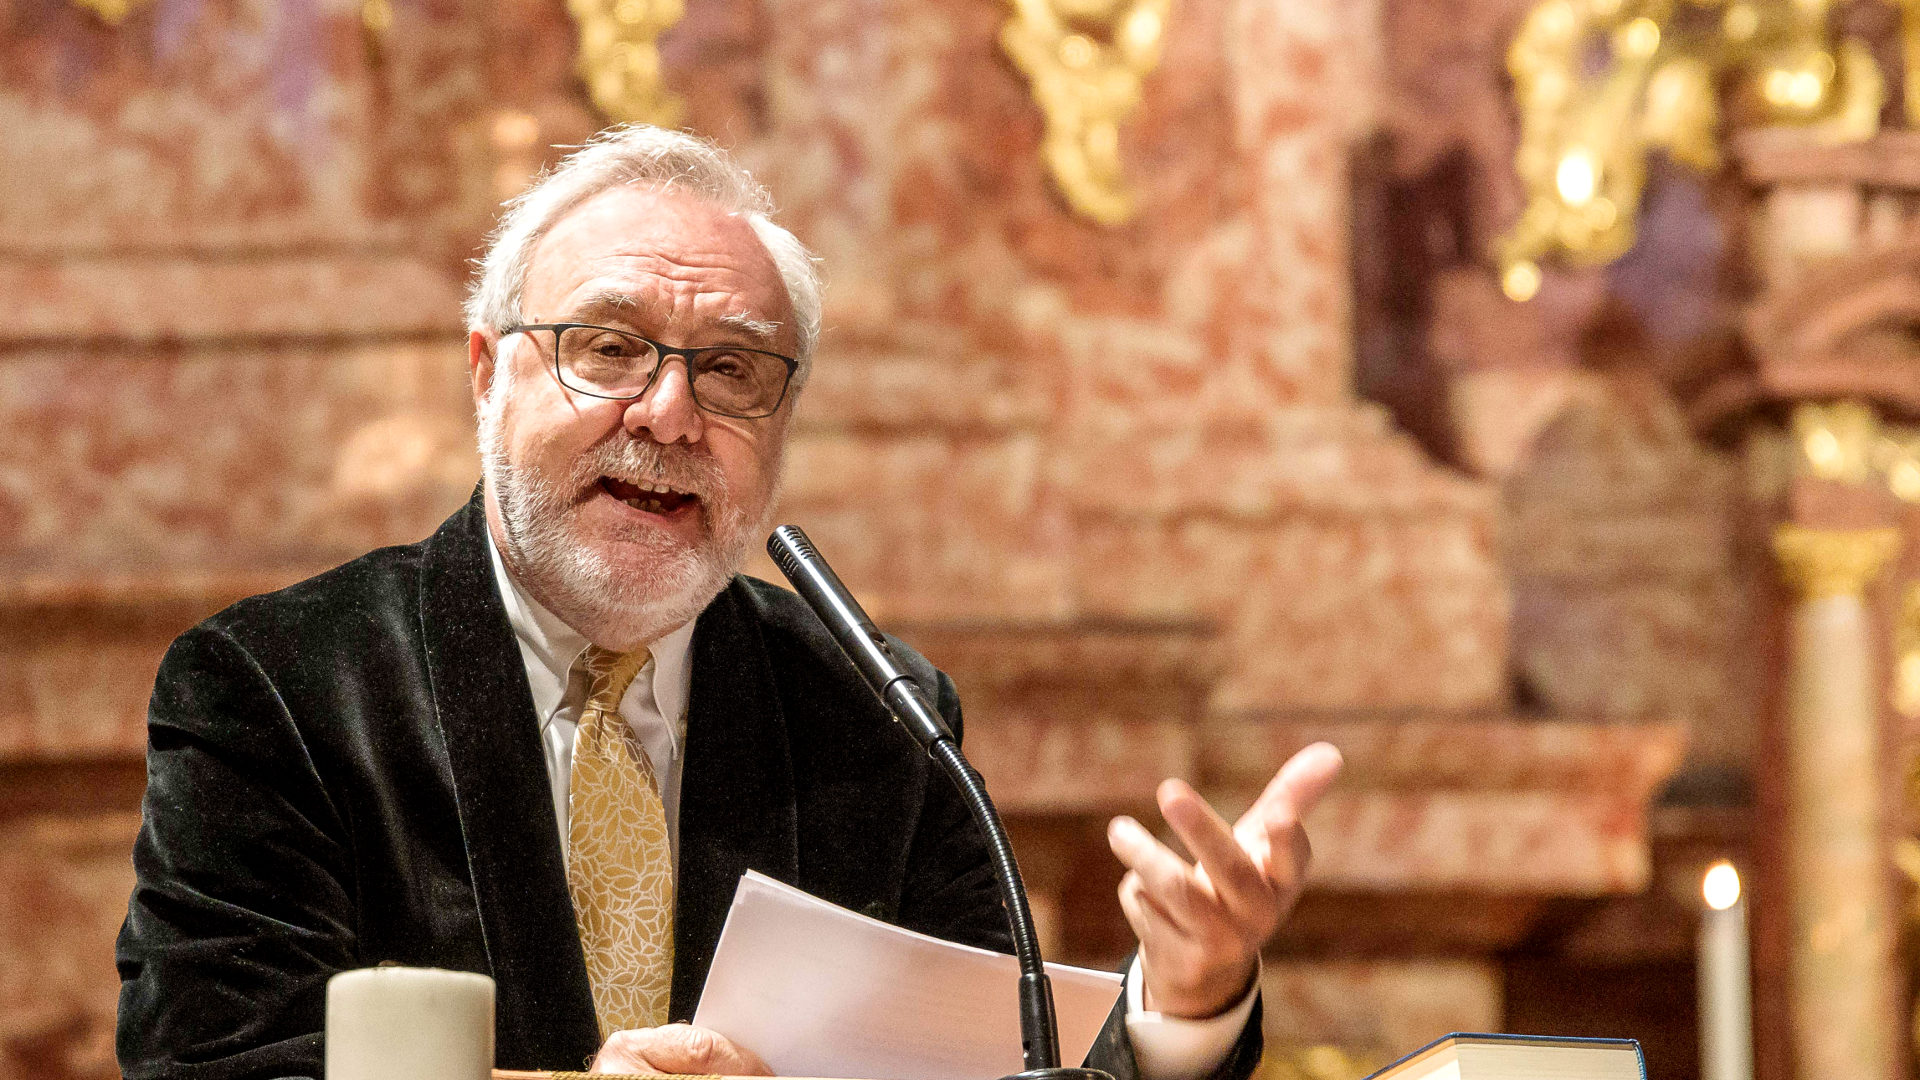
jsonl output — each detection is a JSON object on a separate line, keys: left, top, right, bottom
{"left": 1498, "top": 0, "right": 1887, "bottom": 296}
{"left": 1904, "top": 0, "right": 1920, "bottom": 126}
{"left": 1773, "top": 524, "right": 1901, "bottom": 600}
{"left": 69, "top": 0, "right": 149, "bottom": 22}
{"left": 1000, "top": 0, "right": 1173, "bottom": 224}
{"left": 1792, "top": 400, "right": 1880, "bottom": 484}
{"left": 1881, "top": 429, "right": 1920, "bottom": 502}
{"left": 1782, "top": 401, "right": 1920, "bottom": 500}
{"left": 1501, "top": 0, "right": 1709, "bottom": 294}
{"left": 1254, "top": 1044, "right": 1384, "bottom": 1080}
{"left": 361, "top": 0, "right": 394, "bottom": 34}
{"left": 567, "top": 0, "right": 685, "bottom": 128}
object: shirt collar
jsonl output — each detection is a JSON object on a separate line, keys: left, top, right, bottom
{"left": 485, "top": 530, "right": 697, "bottom": 731}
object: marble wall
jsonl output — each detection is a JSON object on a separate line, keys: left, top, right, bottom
{"left": 0, "top": 0, "right": 1712, "bottom": 1074}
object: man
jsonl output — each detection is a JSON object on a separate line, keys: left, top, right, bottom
{"left": 116, "top": 125, "right": 1343, "bottom": 1080}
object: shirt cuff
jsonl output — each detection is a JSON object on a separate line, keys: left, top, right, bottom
{"left": 1121, "top": 956, "right": 1261, "bottom": 1080}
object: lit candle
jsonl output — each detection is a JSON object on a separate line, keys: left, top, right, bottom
{"left": 1699, "top": 861, "right": 1752, "bottom": 1080}
{"left": 326, "top": 966, "right": 495, "bottom": 1080}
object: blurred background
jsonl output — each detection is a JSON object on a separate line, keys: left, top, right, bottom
{"left": 9, "top": 0, "right": 1920, "bottom": 1077}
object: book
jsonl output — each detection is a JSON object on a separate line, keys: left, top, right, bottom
{"left": 1362, "top": 1033, "right": 1648, "bottom": 1080}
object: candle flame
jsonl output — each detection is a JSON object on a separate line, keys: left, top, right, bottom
{"left": 1704, "top": 860, "right": 1741, "bottom": 910}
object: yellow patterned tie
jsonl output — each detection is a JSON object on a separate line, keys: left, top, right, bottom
{"left": 567, "top": 645, "right": 675, "bottom": 1038}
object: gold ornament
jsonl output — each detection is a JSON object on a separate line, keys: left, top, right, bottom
{"left": 1000, "top": 0, "right": 1173, "bottom": 224}
{"left": 1878, "top": 430, "right": 1920, "bottom": 503}
{"left": 1784, "top": 402, "right": 1920, "bottom": 502}
{"left": 1498, "top": 0, "right": 1887, "bottom": 293}
{"left": 567, "top": 0, "right": 685, "bottom": 128}
{"left": 361, "top": 0, "right": 394, "bottom": 33}
{"left": 1254, "top": 1044, "right": 1383, "bottom": 1080}
{"left": 1773, "top": 524, "right": 1901, "bottom": 600}
{"left": 1792, "top": 401, "right": 1880, "bottom": 484}
{"left": 69, "top": 0, "right": 149, "bottom": 22}
{"left": 1904, "top": 0, "right": 1920, "bottom": 125}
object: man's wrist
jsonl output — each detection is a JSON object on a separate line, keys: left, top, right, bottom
{"left": 1124, "top": 957, "right": 1262, "bottom": 1080}
{"left": 1138, "top": 958, "right": 1260, "bottom": 1021}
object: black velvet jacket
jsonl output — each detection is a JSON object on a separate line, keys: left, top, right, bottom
{"left": 116, "top": 494, "right": 1262, "bottom": 1080}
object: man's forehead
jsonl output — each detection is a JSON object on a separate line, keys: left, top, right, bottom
{"left": 522, "top": 186, "right": 791, "bottom": 326}
{"left": 533, "top": 186, "right": 754, "bottom": 272}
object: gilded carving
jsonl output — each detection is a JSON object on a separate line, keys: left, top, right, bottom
{"left": 1905, "top": 0, "right": 1920, "bottom": 126}
{"left": 566, "top": 0, "right": 685, "bottom": 128}
{"left": 1780, "top": 402, "right": 1920, "bottom": 501}
{"left": 1254, "top": 1044, "right": 1383, "bottom": 1080}
{"left": 69, "top": 0, "right": 150, "bottom": 23}
{"left": 1000, "top": 0, "right": 1173, "bottom": 224}
{"left": 1792, "top": 401, "right": 1879, "bottom": 484}
{"left": 1498, "top": 0, "right": 1888, "bottom": 294}
{"left": 1773, "top": 524, "right": 1901, "bottom": 600}
{"left": 1875, "top": 428, "right": 1920, "bottom": 502}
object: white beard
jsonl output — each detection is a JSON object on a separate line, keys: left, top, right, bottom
{"left": 478, "top": 361, "right": 777, "bottom": 647}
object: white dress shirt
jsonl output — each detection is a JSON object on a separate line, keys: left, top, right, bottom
{"left": 486, "top": 535, "right": 1253, "bottom": 1080}
{"left": 488, "top": 535, "right": 697, "bottom": 856}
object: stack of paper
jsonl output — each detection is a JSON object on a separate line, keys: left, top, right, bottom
{"left": 694, "top": 871, "right": 1125, "bottom": 1080}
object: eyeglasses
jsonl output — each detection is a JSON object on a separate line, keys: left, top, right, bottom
{"left": 504, "top": 322, "right": 799, "bottom": 419}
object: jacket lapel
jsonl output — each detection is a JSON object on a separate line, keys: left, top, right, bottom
{"left": 417, "top": 493, "right": 601, "bottom": 1069}
{"left": 670, "top": 578, "right": 799, "bottom": 1019}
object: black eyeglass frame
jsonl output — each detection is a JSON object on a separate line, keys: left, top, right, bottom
{"left": 503, "top": 321, "right": 801, "bottom": 420}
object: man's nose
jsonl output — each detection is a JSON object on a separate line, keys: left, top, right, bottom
{"left": 622, "top": 357, "right": 704, "bottom": 444}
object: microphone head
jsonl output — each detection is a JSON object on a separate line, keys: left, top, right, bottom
{"left": 766, "top": 524, "right": 816, "bottom": 583}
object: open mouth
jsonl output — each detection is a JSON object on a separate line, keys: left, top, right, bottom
{"left": 599, "top": 475, "right": 698, "bottom": 515}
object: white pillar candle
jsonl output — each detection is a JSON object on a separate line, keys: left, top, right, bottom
{"left": 326, "top": 966, "right": 495, "bottom": 1080}
{"left": 1699, "top": 862, "right": 1752, "bottom": 1080}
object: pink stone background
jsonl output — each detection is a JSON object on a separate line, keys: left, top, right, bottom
{"left": 0, "top": 0, "right": 1748, "bottom": 1075}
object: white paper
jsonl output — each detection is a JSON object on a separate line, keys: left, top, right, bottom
{"left": 692, "top": 871, "right": 1124, "bottom": 1080}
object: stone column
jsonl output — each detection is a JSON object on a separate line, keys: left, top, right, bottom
{"left": 1771, "top": 522, "right": 1901, "bottom": 1080}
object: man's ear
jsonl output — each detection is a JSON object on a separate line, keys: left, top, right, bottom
{"left": 469, "top": 330, "right": 497, "bottom": 409}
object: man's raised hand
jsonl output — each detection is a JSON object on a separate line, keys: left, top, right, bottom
{"left": 1105, "top": 741, "right": 1344, "bottom": 1019}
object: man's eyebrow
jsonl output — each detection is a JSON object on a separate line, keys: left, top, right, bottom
{"left": 716, "top": 312, "right": 784, "bottom": 348}
{"left": 560, "top": 295, "right": 783, "bottom": 347}
{"left": 569, "top": 292, "right": 640, "bottom": 318}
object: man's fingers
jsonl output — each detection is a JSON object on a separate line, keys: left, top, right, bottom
{"left": 1156, "top": 779, "right": 1272, "bottom": 925}
{"left": 706, "top": 1032, "right": 773, "bottom": 1076}
{"left": 1117, "top": 871, "right": 1211, "bottom": 972}
{"left": 1106, "top": 815, "right": 1206, "bottom": 926}
{"left": 1111, "top": 748, "right": 1342, "bottom": 1022}
{"left": 1116, "top": 871, "right": 1179, "bottom": 943}
{"left": 593, "top": 1025, "right": 772, "bottom": 1076}
{"left": 1242, "top": 742, "right": 1343, "bottom": 831}
{"left": 1229, "top": 743, "right": 1339, "bottom": 887}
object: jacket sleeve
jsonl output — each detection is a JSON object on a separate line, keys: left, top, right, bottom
{"left": 116, "top": 624, "right": 356, "bottom": 1080}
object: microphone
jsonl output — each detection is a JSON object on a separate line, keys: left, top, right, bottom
{"left": 765, "top": 525, "right": 953, "bottom": 752}
{"left": 767, "top": 525, "right": 1112, "bottom": 1080}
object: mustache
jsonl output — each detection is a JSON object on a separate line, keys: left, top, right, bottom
{"left": 574, "top": 437, "right": 727, "bottom": 499}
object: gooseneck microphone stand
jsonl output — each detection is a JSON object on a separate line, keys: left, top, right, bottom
{"left": 767, "top": 525, "right": 1114, "bottom": 1080}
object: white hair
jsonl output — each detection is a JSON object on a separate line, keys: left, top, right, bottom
{"left": 466, "top": 124, "right": 822, "bottom": 384}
